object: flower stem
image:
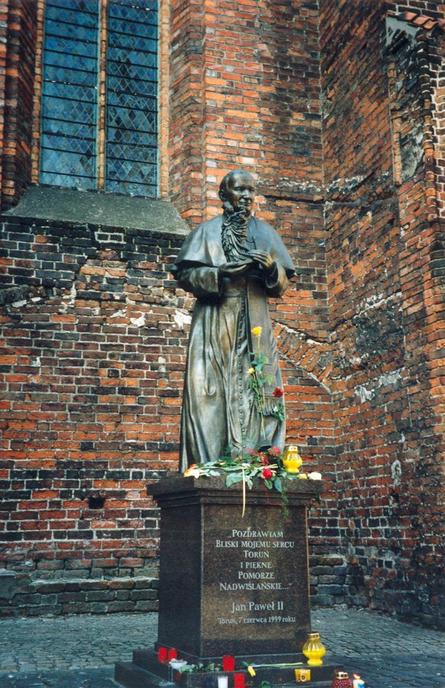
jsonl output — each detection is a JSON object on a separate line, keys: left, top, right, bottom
{"left": 241, "top": 466, "right": 246, "bottom": 518}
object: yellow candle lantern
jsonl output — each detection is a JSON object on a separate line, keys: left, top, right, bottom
{"left": 283, "top": 445, "right": 303, "bottom": 473}
{"left": 295, "top": 668, "right": 311, "bottom": 682}
{"left": 302, "top": 632, "right": 326, "bottom": 667}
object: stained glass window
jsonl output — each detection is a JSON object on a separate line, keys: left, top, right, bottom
{"left": 40, "top": 0, "right": 158, "bottom": 196}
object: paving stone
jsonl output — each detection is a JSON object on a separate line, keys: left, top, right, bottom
{"left": 0, "top": 608, "right": 443, "bottom": 688}
{"left": 0, "top": 668, "right": 118, "bottom": 687}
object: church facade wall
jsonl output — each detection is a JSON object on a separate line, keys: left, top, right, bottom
{"left": 319, "top": 0, "right": 445, "bottom": 626}
{"left": 0, "top": 0, "right": 443, "bottom": 625}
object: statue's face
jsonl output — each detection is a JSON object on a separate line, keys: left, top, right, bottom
{"left": 225, "top": 172, "right": 256, "bottom": 214}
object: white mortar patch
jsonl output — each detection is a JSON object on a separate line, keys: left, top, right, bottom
{"left": 354, "top": 368, "right": 403, "bottom": 403}
{"left": 130, "top": 314, "right": 146, "bottom": 327}
{"left": 174, "top": 310, "right": 192, "bottom": 329}
{"left": 391, "top": 459, "right": 402, "bottom": 486}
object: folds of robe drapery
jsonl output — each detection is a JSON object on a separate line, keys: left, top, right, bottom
{"left": 172, "top": 216, "right": 295, "bottom": 471}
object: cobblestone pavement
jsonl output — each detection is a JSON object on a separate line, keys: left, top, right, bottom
{"left": 0, "top": 607, "right": 443, "bottom": 688}
{"left": 312, "top": 608, "right": 445, "bottom": 688}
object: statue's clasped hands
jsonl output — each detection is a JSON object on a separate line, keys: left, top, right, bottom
{"left": 219, "top": 260, "right": 253, "bottom": 277}
{"left": 250, "top": 250, "right": 277, "bottom": 274}
{"left": 219, "top": 251, "right": 276, "bottom": 278}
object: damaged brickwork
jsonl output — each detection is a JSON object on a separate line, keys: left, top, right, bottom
{"left": 0, "top": 210, "right": 190, "bottom": 615}
{"left": 319, "top": 0, "right": 445, "bottom": 626}
{"left": 0, "top": 0, "right": 444, "bottom": 626}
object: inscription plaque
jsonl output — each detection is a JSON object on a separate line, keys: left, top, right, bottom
{"left": 203, "top": 515, "right": 306, "bottom": 647}
{"left": 149, "top": 476, "right": 321, "bottom": 659}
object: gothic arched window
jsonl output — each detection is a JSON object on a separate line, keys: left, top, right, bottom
{"left": 39, "top": 0, "right": 158, "bottom": 197}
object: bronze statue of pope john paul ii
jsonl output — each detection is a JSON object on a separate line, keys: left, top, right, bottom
{"left": 171, "top": 170, "right": 295, "bottom": 471}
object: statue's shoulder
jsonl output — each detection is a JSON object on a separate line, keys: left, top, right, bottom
{"left": 174, "top": 215, "right": 224, "bottom": 269}
{"left": 180, "top": 215, "right": 221, "bottom": 248}
{"left": 252, "top": 216, "right": 282, "bottom": 243}
{"left": 194, "top": 215, "right": 222, "bottom": 237}
{"left": 254, "top": 217, "right": 277, "bottom": 234}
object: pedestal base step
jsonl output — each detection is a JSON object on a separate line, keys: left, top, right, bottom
{"left": 114, "top": 648, "right": 338, "bottom": 688}
{"left": 115, "top": 661, "right": 172, "bottom": 688}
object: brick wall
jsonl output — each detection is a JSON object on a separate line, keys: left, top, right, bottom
{"left": 0, "top": 0, "right": 444, "bottom": 625}
{"left": 0, "top": 213, "right": 188, "bottom": 615}
{"left": 0, "top": 0, "right": 335, "bottom": 611}
{"left": 0, "top": 200, "right": 337, "bottom": 615}
{"left": 0, "top": 0, "right": 36, "bottom": 208}
{"left": 319, "top": 0, "right": 445, "bottom": 626}
{"left": 0, "top": 1, "right": 8, "bottom": 196}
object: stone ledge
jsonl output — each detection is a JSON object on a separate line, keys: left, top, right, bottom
{"left": 3, "top": 186, "right": 190, "bottom": 236}
{"left": 149, "top": 474, "right": 323, "bottom": 506}
{"left": 0, "top": 575, "right": 160, "bottom": 617}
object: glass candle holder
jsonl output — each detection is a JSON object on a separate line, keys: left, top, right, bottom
{"left": 302, "top": 632, "right": 326, "bottom": 667}
{"left": 233, "top": 673, "right": 246, "bottom": 688}
{"left": 295, "top": 668, "right": 311, "bottom": 682}
{"left": 222, "top": 655, "right": 235, "bottom": 672}
{"left": 157, "top": 646, "right": 168, "bottom": 663}
{"left": 283, "top": 445, "right": 303, "bottom": 473}
{"left": 331, "top": 670, "right": 353, "bottom": 688}
{"left": 217, "top": 676, "right": 229, "bottom": 688}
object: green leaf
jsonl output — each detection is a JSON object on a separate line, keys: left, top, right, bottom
{"left": 226, "top": 472, "right": 244, "bottom": 487}
{"left": 271, "top": 402, "right": 285, "bottom": 422}
{"left": 274, "top": 477, "right": 283, "bottom": 493}
{"left": 264, "top": 479, "right": 273, "bottom": 490}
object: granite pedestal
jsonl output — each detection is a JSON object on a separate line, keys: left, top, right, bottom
{"left": 115, "top": 476, "right": 336, "bottom": 687}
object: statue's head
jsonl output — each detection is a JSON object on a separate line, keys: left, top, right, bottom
{"left": 219, "top": 170, "right": 256, "bottom": 215}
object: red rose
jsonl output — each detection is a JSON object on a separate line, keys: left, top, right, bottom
{"left": 260, "top": 455, "right": 270, "bottom": 466}
{"left": 273, "top": 387, "right": 283, "bottom": 398}
{"left": 268, "top": 446, "right": 281, "bottom": 456}
{"left": 262, "top": 467, "right": 274, "bottom": 479}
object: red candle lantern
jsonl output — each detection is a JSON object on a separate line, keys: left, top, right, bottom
{"left": 233, "top": 673, "right": 246, "bottom": 688}
{"left": 331, "top": 671, "right": 353, "bottom": 688}
{"left": 157, "top": 646, "right": 168, "bottom": 663}
{"left": 168, "top": 648, "right": 178, "bottom": 661}
{"left": 222, "top": 655, "right": 236, "bottom": 672}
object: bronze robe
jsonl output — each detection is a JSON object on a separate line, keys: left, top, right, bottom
{"left": 172, "top": 215, "right": 294, "bottom": 471}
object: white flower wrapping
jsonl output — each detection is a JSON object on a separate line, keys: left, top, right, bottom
{"left": 308, "top": 471, "right": 322, "bottom": 481}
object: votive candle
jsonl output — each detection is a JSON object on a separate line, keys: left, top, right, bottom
{"left": 222, "top": 655, "right": 236, "bottom": 672}
{"left": 157, "top": 646, "right": 168, "bottom": 663}
{"left": 233, "top": 673, "right": 246, "bottom": 688}
{"left": 217, "top": 676, "right": 229, "bottom": 688}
